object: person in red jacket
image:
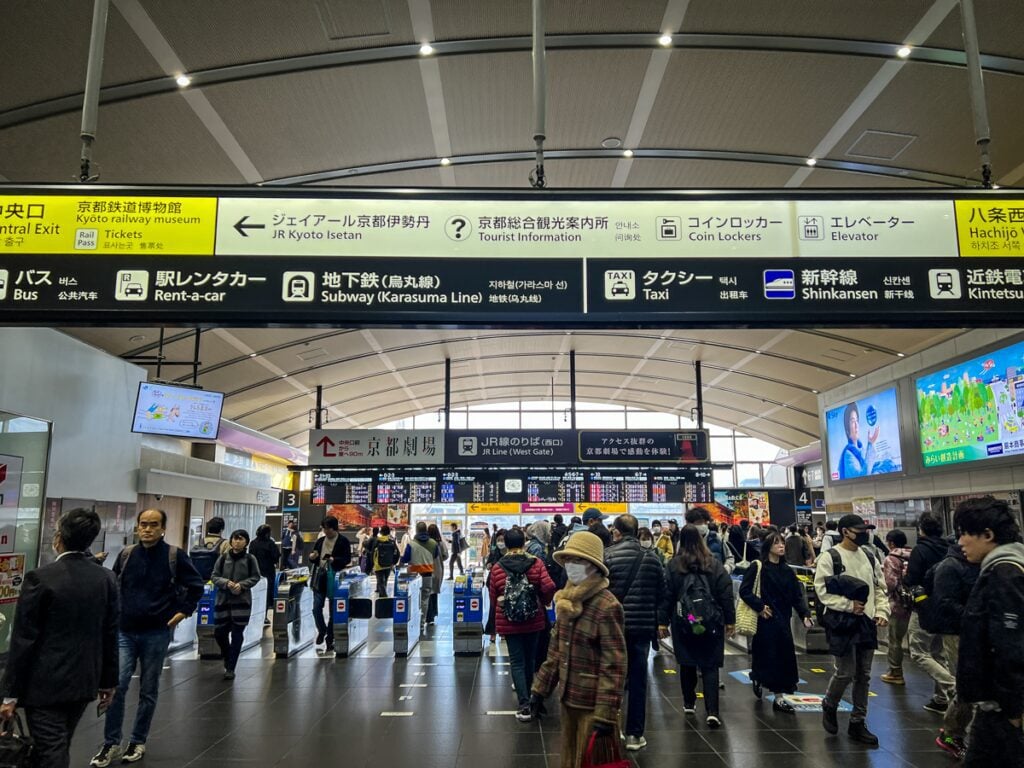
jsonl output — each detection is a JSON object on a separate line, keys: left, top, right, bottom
{"left": 488, "top": 526, "right": 556, "bottom": 722}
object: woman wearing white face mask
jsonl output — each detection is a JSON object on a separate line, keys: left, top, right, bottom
{"left": 530, "top": 532, "right": 627, "bottom": 768}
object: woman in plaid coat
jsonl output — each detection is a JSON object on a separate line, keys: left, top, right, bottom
{"left": 531, "top": 531, "right": 627, "bottom": 768}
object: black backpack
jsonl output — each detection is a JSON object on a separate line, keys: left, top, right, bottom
{"left": 189, "top": 537, "right": 223, "bottom": 582}
{"left": 914, "top": 561, "right": 942, "bottom": 632}
{"left": 675, "top": 570, "right": 723, "bottom": 634}
{"left": 374, "top": 539, "right": 398, "bottom": 570}
{"left": 500, "top": 563, "right": 539, "bottom": 623}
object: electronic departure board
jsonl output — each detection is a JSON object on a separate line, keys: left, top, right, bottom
{"left": 440, "top": 470, "right": 502, "bottom": 502}
{"left": 375, "top": 471, "right": 437, "bottom": 504}
{"left": 649, "top": 467, "right": 714, "bottom": 503}
{"left": 587, "top": 470, "right": 650, "bottom": 503}
{"left": 526, "top": 470, "right": 586, "bottom": 503}
{"left": 312, "top": 471, "right": 373, "bottom": 505}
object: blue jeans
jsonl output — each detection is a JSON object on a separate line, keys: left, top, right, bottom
{"left": 624, "top": 632, "right": 651, "bottom": 737}
{"left": 505, "top": 632, "right": 540, "bottom": 707}
{"left": 104, "top": 628, "right": 171, "bottom": 746}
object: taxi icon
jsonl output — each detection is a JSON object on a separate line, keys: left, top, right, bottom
{"left": 610, "top": 280, "right": 630, "bottom": 296}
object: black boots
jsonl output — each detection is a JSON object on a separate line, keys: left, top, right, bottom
{"left": 847, "top": 721, "right": 880, "bottom": 746}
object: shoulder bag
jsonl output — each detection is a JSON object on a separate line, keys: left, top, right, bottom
{"left": 735, "top": 559, "right": 762, "bottom": 637}
{"left": 0, "top": 713, "right": 33, "bottom": 768}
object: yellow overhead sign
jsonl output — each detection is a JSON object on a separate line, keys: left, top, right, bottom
{"left": 954, "top": 200, "right": 1024, "bottom": 256}
{"left": 575, "top": 503, "right": 628, "bottom": 516}
{"left": 466, "top": 503, "right": 520, "bottom": 516}
{"left": 0, "top": 195, "right": 217, "bottom": 255}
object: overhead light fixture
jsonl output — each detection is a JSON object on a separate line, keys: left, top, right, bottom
{"left": 812, "top": 389, "right": 819, "bottom": 394}
{"left": 249, "top": 352, "right": 257, "bottom": 358}
{"left": 129, "top": 334, "right": 146, "bottom": 343}
{"left": 280, "top": 374, "right": 288, "bottom": 379}
{"left": 419, "top": 43, "right": 434, "bottom": 56}
{"left": 622, "top": 149, "right": 634, "bottom": 158}
{"left": 601, "top": 137, "right": 622, "bottom": 149}
{"left": 849, "top": 373, "right": 857, "bottom": 378}
{"left": 897, "top": 352, "right": 906, "bottom": 357}
{"left": 806, "top": 158, "right": 817, "bottom": 166}
{"left": 993, "top": 184, "right": 1001, "bottom": 190}
{"left": 896, "top": 46, "right": 912, "bottom": 58}
{"left": 175, "top": 74, "right": 192, "bottom": 87}
{"left": 440, "top": 157, "right": 451, "bottom": 166}
{"left": 658, "top": 34, "right": 673, "bottom": 47}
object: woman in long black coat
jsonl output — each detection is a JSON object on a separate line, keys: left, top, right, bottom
{"left": 739, "top": 531, "right": 813, "bottom": 713}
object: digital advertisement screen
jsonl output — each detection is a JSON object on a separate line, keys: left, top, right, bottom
{"left": 132, "top": 382, "right": 223, "bottom": 439}
{"left": 916, "top": 339, "right": 1024, "bottom": 467}
{"left": 825, "top": 388, "right": 903, "bottom": 481}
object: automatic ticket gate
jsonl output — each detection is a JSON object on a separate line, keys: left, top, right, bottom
{"left": 453, "top": 568, "right": 488, "bottom": 656}
{"left": 195, "top": 578, "right": 268, "bottom": 658}
{"left": 382, "top": 572, "right": 422, "bottom": 657}
{"left": 273, "top": 568, "right": 317, "bottom": 658}
{"left": 330, "top": 567, "right": 373, "bottom": 657}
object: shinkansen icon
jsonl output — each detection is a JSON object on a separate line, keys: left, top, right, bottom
{"left": 763, "top": 269, "right": 796, "bottom": 299}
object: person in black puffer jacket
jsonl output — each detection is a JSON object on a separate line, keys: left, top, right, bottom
{"left": 905, "top": 512, "right": 956, "bottom": 712}
{"left": 930, "top": 541, "right": 979, "bottom": 755}
{"left": 604, "top": 514, "right": 666, "bottom": 751}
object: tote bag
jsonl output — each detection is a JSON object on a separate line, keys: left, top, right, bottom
{"left": 735, "top": 560, "right": 762, "bottom": 637}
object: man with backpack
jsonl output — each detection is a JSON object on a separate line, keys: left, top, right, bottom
{"left": 813, "top": 514, "right": 890, "bottom": 746}
{"left": 784, "top": 525, "right": 814, "bottom": 567}
{"left": 448, "top": 522, "right": 466, "bottom": 579}
{"left": 190, "top": 516, "right": 231, "bottom": 583}
{"left": 880, "top": 529, "right": 914, "bottom": 686}
{"left": 930, "top": 537, "right": 980, "bottom": 759}
{"left": 370, "top": 525, "right": 399, "bottom": 597}
{"left": 488, "top": 527, "right": 556, "bottom": 722}
{"left": 905, "top": 511, "right": 957, "bottom": 714}
{"left": 605, "top": 514, "right": 665, "bottom": 751}
{"left": 402, "top": 522, "right": 440, "bottom": 630}
{"left": 91, "top": 509, "right": 204, "bottom": 767}
{"left": 686, "top": 507, "right": 735, "bottom": 573}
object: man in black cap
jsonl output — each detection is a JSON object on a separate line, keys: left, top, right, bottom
{"left": 582, "top": 507, "right": 612, "bottom": 548}
{"left": 813, "top": 513, "right": 890, "bottom": 746}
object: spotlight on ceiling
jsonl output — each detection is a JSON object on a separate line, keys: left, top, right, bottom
{"left": 805, "top": 158, "right": 817, "bottom": 166}
{"left": 419, "top": 44, "right": 434, "bottom": 56}
{"left": 440, "top": 157, "right": 451, "bottom": 166}
{"left": 896, "top": 46, "right": 912, "bottom": 58}
{"left": 622, "top": 149, "right": 634, "bottom": 158}
{"left": 175, "top": 74, "right": 192, "bottom": 87}
{"left": 658, "top": 34, "right": 673, "bottom": 47}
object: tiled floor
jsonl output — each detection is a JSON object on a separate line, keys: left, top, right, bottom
{"left": 70, "top": 582, "right": 956, "bottom": 767}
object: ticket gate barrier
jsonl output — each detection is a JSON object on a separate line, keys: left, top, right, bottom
{"left": 453, "top": 568, "right": 488, "bottom": 656}
{"left": 273, "top": 568, "right": 316, "bottom": 658}
{"left": 331, "top": 567, "right": 373, "bottom": 658}
{"left": 196, "top": 578, "right": 268, "bottom": 659}
{"left": 389, "top": 572, "right": 422, "bottom": 657}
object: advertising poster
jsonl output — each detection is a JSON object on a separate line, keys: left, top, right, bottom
{"left": 712, "top": 491, "right": 771, "bottom": 525}
{"left": 325, "top": 503, "right": 409, "bottom": 531}
{"left": 132, "top": 382, "right": 223, "bottom": 439}
{"left": 916, "top": 339, "right": 1024, "bottom": 467}
{"left": 0, "top": 553, "right": 25, "bottom": 604}
{"left": 825, "top": 388, "right": 903, "bottom": 481}
{"left": 0, "top": 455, "right": 23, "bottom": 509}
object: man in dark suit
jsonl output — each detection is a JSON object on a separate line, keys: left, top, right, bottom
{"left": 0, "top": 508, "right": 119, "bottom": 768}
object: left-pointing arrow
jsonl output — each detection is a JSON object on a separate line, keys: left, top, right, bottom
{"left": 234, "top": 216, "right": 265, "bottom": 237}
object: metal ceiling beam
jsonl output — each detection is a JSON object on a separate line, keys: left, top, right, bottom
{"left": 4, "top": 33, "right": 1024, "bottom": 132}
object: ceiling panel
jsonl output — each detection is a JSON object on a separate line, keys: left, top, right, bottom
{"left": 684, "top": 0, "right": 935, "bottom": 42}
{"left": 443, "top": 52, "right": 532, "bottom": 155}
{"left": 926, "top": 0, "right": 1024, "bottom": 59}
{"left": 431, "top": 0, "right": 666, "bottom": 40}
{"left": 0, "top": 3, "right": 163, "bottom": 111}
{"left": 830, "top": 66, "right": 1024, "bottom": 181}
{"left": 626, "top": 158, "right": 796, "bottom": 188}
{"left": 203, "top": 62, "right": 435, "bottom": 180}
{"left": 642, "top": 51, "right": 881, "bottom": 157}
{"left": 142, "top": 0, "right": 416, "bottom": 70}
{"left": 0, "top": 95, "right": 247, "bottom": 184}
{"left": 801, "top": 168, "right": 936, "bottom": 188}
{"left": 317, "top": 168, "right": 446, "bottom": 186}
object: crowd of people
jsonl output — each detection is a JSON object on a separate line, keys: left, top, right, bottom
{"left": 1, "top": 497, "right": 1021, "bottom": 767}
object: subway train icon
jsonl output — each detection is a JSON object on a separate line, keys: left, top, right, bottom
{"left": 763, "top": 270, "right": 796, "bottom": 299}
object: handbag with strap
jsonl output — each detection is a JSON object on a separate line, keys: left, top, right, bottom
{"left": 581, "top": 730, "right": 629, "bottom": 768}
{"left": 0, "top": 713, "right": 34, "bottom": 768}
{"left": 735, "top": 559, "right": 762, "bottom": 637}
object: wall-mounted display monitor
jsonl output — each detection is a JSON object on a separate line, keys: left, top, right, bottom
{"left": 311, "top": 471, "right": 373, "bottom": 505}
{"left": 526, "top": 470, "right": 586, "bottom": 503}
{"left": 825, "top": 387, "right": 904, "bottom": 481}
{"left": 132, "top": 382, "right": 223, "bottom": 439}
{"left": 916, "top": 339, "right": 1024, "bottom": 467}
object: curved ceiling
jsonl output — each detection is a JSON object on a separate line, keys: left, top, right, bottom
{"left": 5, "top": 2, "right": 1014, "bottom": 450}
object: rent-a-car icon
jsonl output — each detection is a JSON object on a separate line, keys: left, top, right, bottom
{"left": 125, "top": 283, "right": 144, "bottom": 297}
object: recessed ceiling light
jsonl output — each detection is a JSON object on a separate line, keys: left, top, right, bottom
{"left": 175, "top": 74, "right": 192, "bottom": 87}
{"left": 440, "top": 157, "right": 451, "bottom": 166}
{"left": 419, "top": 44, "right": 434, "bottom": 56}
{"left": 812, "top": 389, "right": 819, "bottom": 394}
{"left": 897, "top": 352, "right": 906, "bottom": 357}
{"left": 658, "top": 34, "right": 673, "bottom": 47}
{"left": 601, "top": 137, "right": 622, "bottom": 149}
{"left": 129, "top": 334, "right": 146, "bottom": 343}
{"left": 849, "top": 373, "right": 857, "bottom": 378}
{"left": 896, "top": 46, "right": 912, "bottom": 58}
{"left": 280, "top": 374, "right": 288, "bottom": 379}
{"left": 249, "top": 352, "right": 257, "bottom": 358}
{"left": 622, "top": 149, "right": 634, "bottom": 158}
{"left": 993, "top": 184, "right": 1001, "bottom": 190}
{"left": 806, "top": 158, "right": 817, "bottom": 166}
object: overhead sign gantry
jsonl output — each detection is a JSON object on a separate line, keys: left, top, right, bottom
{"left": 0, "top": 185, "right": 1022, "bottom": 326}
